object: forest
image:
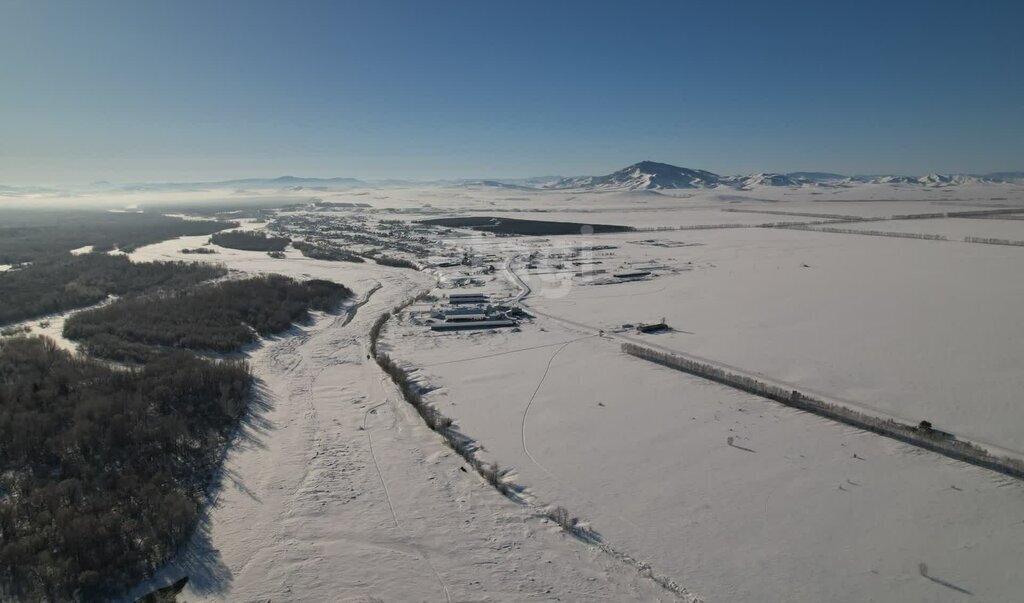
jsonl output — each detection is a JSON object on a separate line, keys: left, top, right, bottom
{"left": 292, "top": 240, "right": 366, "bottom": 262}
{"left": 0, "top": 336, "right": 252, "bottom": 600}
{"left": 0, "top": 209, "right": 236, "bottom": 264}
{"left": 0, "top": 254, "right": 226, "bottom": 325}
{"left": 209, "top": 230, "right": 291, "bottom": 251}
{"left": 373, "top": 254, "right": 419, "bottom": 269}
{"left": 64, "top": 275, "right": 353, "bottom": 361}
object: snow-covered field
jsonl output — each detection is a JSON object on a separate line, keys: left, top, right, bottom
{"left": 385, "top": 317, "right": 1024, "bottom": 602}
{"left": 13, "top": 179, "right": 1024, "bottom": 601}
{"left": 508, "top": 226, "right": 1024, "bottom": 453}
{"left": 121, "top": 227, "right": 686, "bottom": 602}
{"left": 375, "top": 182, "right": 1024, "bottom": 601}
{"left": 816, "top": 216, "right": 1024, "bottom": 241}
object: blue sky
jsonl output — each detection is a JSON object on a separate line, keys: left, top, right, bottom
{"left": 1, "top": 0, "right": 1022, "bottom": 183}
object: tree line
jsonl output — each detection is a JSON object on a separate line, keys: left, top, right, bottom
{"left": 963, "top": 236, "right": 1024, "bottom": 247}
{"left": 292, "top": 240, "right": 366, "bottom": 263}
{"left": 64, "top": 275, "right": 353, "bottom": 362}
{"left": 373, "top": 254, "right": 419, "bottom": 269}
{"left": 785, "top": 225, "right": 949, "bottom": 240}
{"left": 0, "top": 254, "right": 226, "bottom": 325}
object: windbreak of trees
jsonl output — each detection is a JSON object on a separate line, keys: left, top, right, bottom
{"left": 787, "top": 225, "right": 949, "bottom": 240}
{"left": 622, "top": 342, "right": 1024, "bottom": 480}
{"left": 292, "top": 240, "right": 366, "bottom": 262}
{"left": 0, "top": 209, "right": 236, "bottom": 264}
{"left": 0, "top": 254, "right": 226, "bottom": 325}
{"left": 0, "top": 336, "right": 252, "bottom": 600}
{"left": 64, "top": 275, "right": 353, "bottom": 361}
{"left": 209, "top": 230, "right": 291, "bottom": 252}
{"left": 371, "top": 301, "right": 601, "bottom": 545}
{"left": 891, "top": 212, "right": 946, "bottom": 220}
{"left": 370, "top": 295, "right": 518, "bottom": 499}
{"left": 948, "top": 208, "right": 1024, "bottom": 218}
{"left": 963, "top": 236, "right": 1024, "bottom": 247}
{"left": 721, "top": 208, "right": 864, "bottom": 220}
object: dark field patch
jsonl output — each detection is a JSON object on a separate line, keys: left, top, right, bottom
{"left": 417, "top": 216, "right": 632, "bottom": 236}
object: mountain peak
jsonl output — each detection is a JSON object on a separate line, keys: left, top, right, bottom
{"left": 551, "top": 161, "right": 722, "bottom": 190}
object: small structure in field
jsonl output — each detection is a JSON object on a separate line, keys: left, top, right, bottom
{"left": 613, "top": 270, "right": 652, "bottom": 279}
{"left": 636, "top": 320, "right": 669, "bottom": 334}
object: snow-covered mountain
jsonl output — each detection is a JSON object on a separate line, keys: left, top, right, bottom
{"left": 546, "top": 162, "right": 816, "bottom": 191}
{"left": 543, "top": 161, "right": 1023, "bottom": 191}
{"left": 851, "top": 173, "right": 1006, "bottom": 187}
{"left": 785, "top": 172, "right": 847, "bottom": 184}
{"left": 726, "top": 173, "right": 804, "bottom": 188}
{"left": 982, "top": 171, "right": 1024, "bottom": 183}
{"left": 550, "top": 161, "right": 722, "bottom": 190}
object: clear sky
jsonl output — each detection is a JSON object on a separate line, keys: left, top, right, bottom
{"left": 1, "top": 0, "right": 1022, "bottom": 184}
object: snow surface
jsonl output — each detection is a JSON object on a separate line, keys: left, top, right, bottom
{"left": 512, "top": 227, "right": 1024, "bottom": 452}
{"left": 9, "top": 179, "right": 1021, "bottom": 601}
{"left": 387, "top": 318, "right": 1024, "bottom": 602}
{"left": 820, "top": 217, "right": 1024, "bottom": 241}
{"left": 121, "top": 229, "right": 688, "bottom": 602}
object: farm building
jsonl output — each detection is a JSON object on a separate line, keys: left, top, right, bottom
{"left": 442, "top": 308, "right": 490, "bottom": 322}
{"left": 613, "top": 270, "right": 652, "bottom": 279}
{"left": 431, "top": 319, "right": 517, "bottom": 332}
{"left": 448, "top": 293, "right": 490, "bottom": 304}
{"left": 636, "top": 321, "right": 669, "bottom": 334}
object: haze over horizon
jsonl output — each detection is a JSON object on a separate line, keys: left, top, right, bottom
{"left": 2, "top": 0, "right": 1022, "bottom": 185}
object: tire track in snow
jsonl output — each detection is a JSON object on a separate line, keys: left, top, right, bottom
{"left": 363, "top": 359, "right": 453, "bottom": 603}
{"left": 362, "top": 401, "right": 400, "bottom": 529}
{"left": 520, "top": 339, "right": 581, "bottom": 480}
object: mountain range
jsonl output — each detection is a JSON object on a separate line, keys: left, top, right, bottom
{"left": 4, "top": 164, "right": 1023, "bottom": 196}
{"left": 543, "top": 161, "right": 1024, "bottom": 191}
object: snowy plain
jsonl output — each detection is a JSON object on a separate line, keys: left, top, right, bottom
{"left": 118, "top": 232, "right": 683, "bottom": 602}
{"left": 9, "top": 179, "right": 1024, "bottom": 601}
